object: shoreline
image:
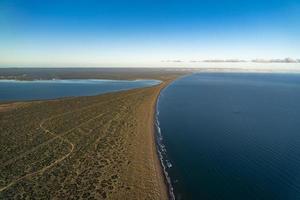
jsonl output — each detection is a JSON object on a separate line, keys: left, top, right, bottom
{"left": 146, "top": 81, "right": 169, "bottom": 199}
{"left": 153, "top": 82, "right": 176, "bottom": 200}
{"left": 151, "top": 78, "right": 180, "bottom": 200}
{"left": 133, "top": 78, "right": 178, "bottom": 200}
{"left": 0, "top": 75, "right": 184, "bottom": 199}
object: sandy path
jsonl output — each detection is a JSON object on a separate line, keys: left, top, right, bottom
{"left": 0, "top": 78, "right": 179, "bottom": 199}
{"left": 0, "top": 91, "right": 143, "bottom": 192}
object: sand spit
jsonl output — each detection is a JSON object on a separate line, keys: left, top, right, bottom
{"left": 0, "top": 75, "right": 180, "bottom": 199}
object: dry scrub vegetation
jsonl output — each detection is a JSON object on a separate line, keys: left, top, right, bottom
{"left": 0, "top": 75, "right": 179, "bottom": 199}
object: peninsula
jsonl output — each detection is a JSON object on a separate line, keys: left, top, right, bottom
{"left": 0, "top": 68, "right": 185, "bottom": 199}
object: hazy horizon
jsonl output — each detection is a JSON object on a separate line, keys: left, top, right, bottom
{"left": 1, "top": 0, "right": 299, "bottom": 67}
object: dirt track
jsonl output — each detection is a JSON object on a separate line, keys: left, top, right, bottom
{"left": 0, "top": 78, "right": 176, "bottom": 199}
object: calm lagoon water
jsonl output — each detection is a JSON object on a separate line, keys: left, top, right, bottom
{"left": 157, "top": 73, "right": 300, "bottom": 200}
{"left": 0, "top": 79, "right": 161, "bottom": 102}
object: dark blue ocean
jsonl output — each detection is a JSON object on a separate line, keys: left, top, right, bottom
{"left": 0, "top": 79, "right": 160, "bottom": 102}
{"left": 157, "top": 73, "right": 300, "bottom": 200}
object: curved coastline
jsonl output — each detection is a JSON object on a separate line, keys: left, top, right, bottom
{"left": 153, "top": 74, "right": 191, "bottom": 200}
{"left": 0, "top": 75, "right": 185, "bottom": 199}
{"left": 153, "top": 77, "right": 182, "bottom": 200}
{"left": 0, "top": 78, "right": 161, "bottom": 102}
{"left": 155, "top": 105, "right": 176, "bottom": 200}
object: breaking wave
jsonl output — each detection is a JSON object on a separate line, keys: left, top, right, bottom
{"left": 155, "top": 94, "right": 176, "bottom": 200}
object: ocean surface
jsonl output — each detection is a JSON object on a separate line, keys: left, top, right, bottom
{"left": 157, "top": 73, "right": 300, "bottom": 200}
{"left": 0, "top": 79, "right": 160, "bottom": 102}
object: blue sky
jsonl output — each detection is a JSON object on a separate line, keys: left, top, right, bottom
{"left": 1, "top": 0, "right": 299, "bottom": 67}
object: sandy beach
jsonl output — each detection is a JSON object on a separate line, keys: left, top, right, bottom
{"left": 0, "top": 74, "right": 180, "bottom": 199}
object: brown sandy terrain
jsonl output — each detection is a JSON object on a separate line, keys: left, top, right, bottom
{"left": 0, "top": 74, "right": 181, "bottom": 199}
{"left": 0, "top": 102, "right": 29, "bottom": 113}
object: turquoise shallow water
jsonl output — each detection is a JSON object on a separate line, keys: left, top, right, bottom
{"left": 157, "top": 73, "right": 300, "bottom": 200}
{"left": 0, "top": 79, "right": 161, "bottom": 102}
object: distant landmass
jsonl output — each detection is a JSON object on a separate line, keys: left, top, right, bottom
{"left": 201, "top": 59, "right": 247, "bottom": 63}
{"left": 161, "top": 60, "right": 183, "bottom": 63}
{"left": 251, "top": 58, "right": 300, "bottom": 63}
{"left": 162, "top": 58, "right": 300, "bottom": 63}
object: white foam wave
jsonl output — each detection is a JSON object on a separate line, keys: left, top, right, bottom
{"left": 155, "top": 101, "right": 176, "bottom": 200}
